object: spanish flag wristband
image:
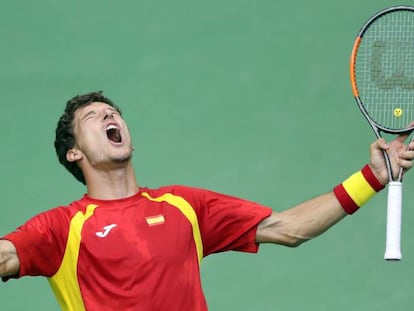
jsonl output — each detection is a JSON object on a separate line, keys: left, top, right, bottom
{"left": 333, "top": 165, "right": 385, "bottom": 214}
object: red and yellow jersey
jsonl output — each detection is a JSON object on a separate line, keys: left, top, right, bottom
{"left": 2, "top": 185, "right": 272, "bottom": 311}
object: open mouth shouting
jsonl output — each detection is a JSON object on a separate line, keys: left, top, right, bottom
{"left": 106, "top": 124, "right": 122, "bottom": 144}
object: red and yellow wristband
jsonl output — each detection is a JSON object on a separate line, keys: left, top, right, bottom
{"left": 333, "top": 165, "right": 385, "bottom": 214}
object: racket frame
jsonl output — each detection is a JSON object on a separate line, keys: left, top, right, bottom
{"left": 349, "top": 5, "right": 414, "bottom": 261}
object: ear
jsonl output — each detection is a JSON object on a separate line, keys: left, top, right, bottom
{"left": 66, "top": 148, "right": 83, "bottom": 163}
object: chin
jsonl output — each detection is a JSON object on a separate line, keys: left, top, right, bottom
{"left": 112, "top": 152, "right": 133, "bottom": 164}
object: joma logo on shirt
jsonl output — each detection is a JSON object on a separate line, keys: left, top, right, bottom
{"left": 96, "top": 224, "right": 118, "bottom": 238}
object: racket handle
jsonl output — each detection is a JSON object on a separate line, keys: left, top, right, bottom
{"left": 384, "top": 181, "right": 402, "bottom": 261}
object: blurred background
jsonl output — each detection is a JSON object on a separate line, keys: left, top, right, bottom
{"left": 1, "top": 0, "right": 413, "bottom": 310}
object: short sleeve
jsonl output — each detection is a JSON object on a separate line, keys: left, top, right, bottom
{"left": 169, "top": 186, "right": 273, "bottom": 256}
{"left": 1, "top": 207, "right": 69, "bottom": 281}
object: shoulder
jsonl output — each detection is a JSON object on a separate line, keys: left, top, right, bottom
{"left": 140, "top": 184, "right": 209, "bottom": 198}
{"left": 22, "top": 196, "right": 87, "bottom": 230}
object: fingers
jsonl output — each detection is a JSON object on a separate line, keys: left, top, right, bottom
{"left": 407, "top": 139, "right": 414, "bottom": 151}
{"left": 399, "top": 149, "right": 414, "bottom": 170}
{"left": 370, "top": 137, "right": 388, "bottom": 152}
{"left": 397, "top": 126, "right": 414, "bottom": 172}
{"left": 396, "top": 122, "right": 414, "bottom": 143}
{"left": 396, "top": 132, "right": 411, "bottom": 144}
{"left": 369, "top": 136, "right": 414, "bottom": 180}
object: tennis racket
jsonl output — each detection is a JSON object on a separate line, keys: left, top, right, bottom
{"left": 350, "top": 5, "right": 414, "bottom": 261}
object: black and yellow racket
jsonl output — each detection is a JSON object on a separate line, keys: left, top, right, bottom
{"left": 350, "top": 5, "right": 414, "bottom": 261}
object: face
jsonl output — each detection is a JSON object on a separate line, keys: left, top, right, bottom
{"left": 68, "top": 102, "right": 133, "bottom": 169}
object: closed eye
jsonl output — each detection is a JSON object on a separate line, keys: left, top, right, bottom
{"left": 82, "top": 111, "right": 97, "bottom": 121}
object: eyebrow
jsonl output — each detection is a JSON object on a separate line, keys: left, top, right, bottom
{"left": 81, "top": 110, "right": 97, "bottom": 121}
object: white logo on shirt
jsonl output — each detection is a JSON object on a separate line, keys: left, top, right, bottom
{"left": 96, "top": 224, "right": 117, "bottom": 238}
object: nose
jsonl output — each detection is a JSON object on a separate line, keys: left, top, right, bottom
{"left": 103, "top": 109, "right": 114, "bottom": 121}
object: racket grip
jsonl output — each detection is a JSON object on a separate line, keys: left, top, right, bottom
{"left": 384, "top": 181, "right": 402, "bottom": 261}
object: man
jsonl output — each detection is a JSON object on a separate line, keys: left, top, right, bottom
{"left": 1, "top": 91, "right": 414, "bottom": 311}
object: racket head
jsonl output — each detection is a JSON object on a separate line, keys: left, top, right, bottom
{"left": 350, "top": 6, "right": 414, "bottom": 134}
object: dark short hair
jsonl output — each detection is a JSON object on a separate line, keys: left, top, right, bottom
{"left": 54, "top": 91, "right": 121, "bottom": 184}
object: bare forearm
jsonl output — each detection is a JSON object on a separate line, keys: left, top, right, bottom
{"left": 0, "top": 240, "right": 19, "bottom": 277}
{"left": 256, "top": 192, "right": 346, "bottom": 246}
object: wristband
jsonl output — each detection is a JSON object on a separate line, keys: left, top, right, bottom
{"left": 333, "top": 165, "right": 385, "bottom": 214}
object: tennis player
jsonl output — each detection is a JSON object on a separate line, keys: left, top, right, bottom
{"left": 1, "top": 91, "right": 414, "bottom": 311}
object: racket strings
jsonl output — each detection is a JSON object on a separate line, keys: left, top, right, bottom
{"left": 355, "top": 9, "right": 414, "bottom": 131}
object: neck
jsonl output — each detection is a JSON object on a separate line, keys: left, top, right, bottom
{"left": 84, "top": 162, "right": 139, "bottom": 200}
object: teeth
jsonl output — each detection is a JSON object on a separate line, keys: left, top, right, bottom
{"left": 106, "top": 124, "right": 118, "bottom": 130}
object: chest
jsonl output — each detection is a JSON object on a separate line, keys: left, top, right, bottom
{"left": 79, "top": 201, "right": 196, "bottom": 264}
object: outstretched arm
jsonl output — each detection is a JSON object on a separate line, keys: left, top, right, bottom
{"left": 256, "top": 136, "right": 414, "bottom": 247}
{"left": 0, "top": 240, "right": 19, "bottom": 277}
